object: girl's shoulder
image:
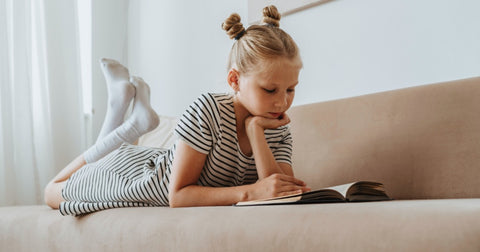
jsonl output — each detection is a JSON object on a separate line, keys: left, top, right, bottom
{"left": 190, "top": 92, "right": 234, "bottom": 112}
{"left": 184, "top": 92, "right": 234, "bottom": 122}
{"left": 200, "top": 92, "right": 233, "bottom": 104}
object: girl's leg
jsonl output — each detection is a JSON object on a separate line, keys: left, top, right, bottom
{"left": 44, "top": 77, "right": 159, "bottom": 209}
{"left": 45, "top": 59, "right": 159, "bottom": 209}
{"left": 82, "top": 76, "right": 159, "bottom": 163}
{"left": 44, "top": 154, "right": 85, "bottom": 209}
{"left": 46, "top": 58, "right": 131, "bottom": 209}
{"left": 96, "top": 58, "right": 135, "bottom": 142}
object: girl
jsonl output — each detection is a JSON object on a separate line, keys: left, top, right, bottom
{"left": 44, "top": 5, "right": 309, "bottom": 216}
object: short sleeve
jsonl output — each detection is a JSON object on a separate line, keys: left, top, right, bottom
{"left": 174, "top": 94, "right": 215, "bottom": 154}
{"left": 271, "top": 127, "right": 293, "bottom": 166}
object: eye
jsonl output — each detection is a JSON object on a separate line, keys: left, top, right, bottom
{"left": 263, "top": 88, "right": 276, "bottom": 93}
{"left": 287, "top": 88, "right": 295, "bottom": 93}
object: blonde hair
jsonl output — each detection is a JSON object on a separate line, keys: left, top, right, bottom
{"left": 221, "top": 5, "right": 301, "bottom": 74}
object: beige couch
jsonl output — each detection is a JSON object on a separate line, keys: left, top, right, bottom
{"left": 1, "top": 77, "right": 480, "bottom": 251}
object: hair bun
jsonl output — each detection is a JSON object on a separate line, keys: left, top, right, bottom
{"left": 222, "top": 13, "right": 246, "bottom": 40}
{"left": 262, "top": 5, "right": 281, "bottom": 27}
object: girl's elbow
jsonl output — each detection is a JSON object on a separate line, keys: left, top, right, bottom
{"left": 168, "top": 190, "right": 184, "bottom": 208}
{"left": 168, "top": 200, "right": 181, "bottom": 208}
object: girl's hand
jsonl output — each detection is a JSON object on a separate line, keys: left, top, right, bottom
{"left": 245, "top": 113, "right": 291, "bottom": 135}
{"left": 247, "top": 173, "right": 310, "bottom": 201}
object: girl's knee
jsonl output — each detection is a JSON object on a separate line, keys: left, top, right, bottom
{"left": 44, "top": 181, "right": 64, "bottom": 209}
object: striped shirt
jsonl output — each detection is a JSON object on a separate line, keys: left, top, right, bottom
{"left": 175, "top": 93, "right": 293, "bottom": 187}
{"left": 60, "top": 93, "right": 292, "bottom": 216}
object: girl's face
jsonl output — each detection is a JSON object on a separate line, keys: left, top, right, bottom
{"left": 232, "top": 57, "right": 302, "bottom": 119}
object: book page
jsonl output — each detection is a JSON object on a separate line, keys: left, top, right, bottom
{"left": 235, "top": 194, "right": 303, "bottom": 206}
{"left": 325, "top": 182, "right": 356, "bottom": 197}
{"left": 345, "top": 181, "right": 391, "bottom": 201}
{"left": 236, "top": 182, "right": 355, "bottom": 206}
{"left": 235, "top": 181, "right": 390, "bottom": 206}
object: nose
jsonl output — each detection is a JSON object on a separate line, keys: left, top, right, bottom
{"left": 274, "top": 93, "right": 288, "bottom": 109}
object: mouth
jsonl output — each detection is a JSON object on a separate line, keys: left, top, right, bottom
{"left": 269, "top": 112, "right": 282, "bottom": 118}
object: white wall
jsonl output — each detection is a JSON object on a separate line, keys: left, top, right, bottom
{"left": 123, "top": 0, "right": 480, "bottom": 118}
{"left": 92, "top": 0, "right": 129, "bottom": 140}
{"left": 281, "top": 0, "right": 480, "bottom": 106}
{"left": 127, "top": 0, "right": 247, "bottom": 117}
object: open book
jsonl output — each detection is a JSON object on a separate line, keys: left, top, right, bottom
{"left": 235, "top": 181, "right": 392, "bottom": 206}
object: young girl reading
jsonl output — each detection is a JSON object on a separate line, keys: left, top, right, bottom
{"left": 44, "top": 5, "right": 310, "bottom": 216}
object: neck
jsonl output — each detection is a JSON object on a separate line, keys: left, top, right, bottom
{"left": 232, "top": 95, "right": 250, "bottom": 130}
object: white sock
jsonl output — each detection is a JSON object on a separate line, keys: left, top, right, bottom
{"left": 95, "top": 58, "right": 136, "bottom": 143}
{"left": 127, "top": 76, "right": 159, "bottom": 134}
{"left": 83, "top": 76, "right": 159, "bottom": 163}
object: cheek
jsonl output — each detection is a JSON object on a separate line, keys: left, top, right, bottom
{"left": 248, "top": 90, "right": 263, "bottom": 102}
{"left": 251, "top": 95, "right": 265, "bottom": 109}
{"left": 240, "top": 90, "right": 264, "bottom": 112}
{"left": 251, "top": 93, "right": 270, "bottom": 112}
{"left": 286, "top": 93, "right": 295, "bottom": 108}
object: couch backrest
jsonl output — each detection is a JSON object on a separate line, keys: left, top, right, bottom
{"left": 288, "top": 76, "right": 480, "bottom": 199}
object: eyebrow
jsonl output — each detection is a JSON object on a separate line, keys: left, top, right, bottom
{"left": 264, "top": 82, "right": 299, "bottom": 88}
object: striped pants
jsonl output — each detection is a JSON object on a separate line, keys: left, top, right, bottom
{"left": 60, "top": 143, "right": 172, "bottom": 216}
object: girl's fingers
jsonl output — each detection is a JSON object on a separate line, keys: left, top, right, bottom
{"left": 259, "top": 113, "right": 291, "bottom": 129}
{"left": 264, "top": 174, "right": 310, "bottom": 198}
{"left": 277, "top": 189, "right": 303, "bottom": 197}
{"left": 279, "top": 182, "right": 311, "bottom": 195}
{"left": 277, "top": 174, "right": 306, "bottom": 186}
{"left": 278, "top": 185, "right": 310, "bottom": 194}
{"left": 279, "top": 113, "right": 290, "bottom": 124}
{"left": 275, "top": 114, "right": 290, "bottom": 127}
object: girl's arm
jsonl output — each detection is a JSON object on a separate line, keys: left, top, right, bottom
{"left": 168, "top": 140, "right": 308, "bottom": 208}
{"left": 245, "top": 113, "right": 294, "bottom": 179}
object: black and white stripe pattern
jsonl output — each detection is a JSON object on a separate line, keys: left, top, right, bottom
{"left": 175, "top": 93, "right": 292, "bottom": 187}
{"left": 60, "top": 93, "right": 292, "bottom": 216}
{"left": 60, "top": 143, "right": 174, "bottom": 216}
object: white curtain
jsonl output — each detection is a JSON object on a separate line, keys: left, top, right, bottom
{"left": 0, "top": 0, "right": 86, "bottom": 206}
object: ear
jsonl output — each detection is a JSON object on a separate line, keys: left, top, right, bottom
{"left": 227, "top": 68, "right": 240, "bottom": 92}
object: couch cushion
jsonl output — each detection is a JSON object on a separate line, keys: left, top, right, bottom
{"left": 137, "top": 115, "right": 178, "bottom": 148}
{"left": 1, "top": 199, "right": 479, "bottom": 251}
{"left": 289, "top": 77, "right": 480, "bottom": 199}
